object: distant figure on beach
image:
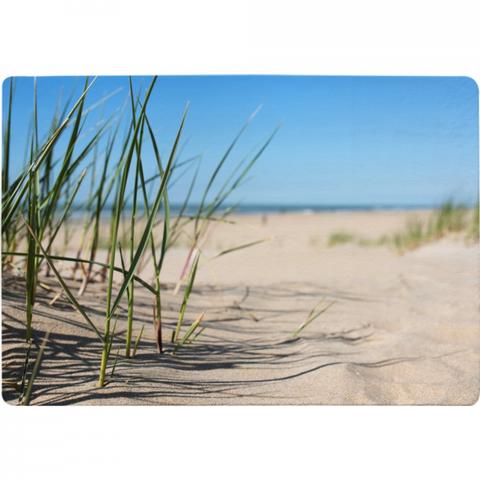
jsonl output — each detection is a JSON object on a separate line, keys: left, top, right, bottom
{"left": 261, "top": 214, "right": 268, "bottom": 226}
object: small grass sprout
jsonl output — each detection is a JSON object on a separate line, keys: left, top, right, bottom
{"left": 291, "top": 298, "right": 335, "bottom": 338}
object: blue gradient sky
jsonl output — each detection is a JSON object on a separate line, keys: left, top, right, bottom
{"left": 3, "top": 76, "right": 478, "bottom": 206}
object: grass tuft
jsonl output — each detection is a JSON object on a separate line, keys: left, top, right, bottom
{"left": 327, "top": 201, "right": 477, "bottom": 253}
{"left": 2, "top": 75, "right": 277, "bottom": 394}
{"left": 328, "top": 231, "right": 355, "bottom": 247}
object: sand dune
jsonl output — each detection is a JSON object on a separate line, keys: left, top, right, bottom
{"left": 2, "top": 211, "right": 479, "bottom": 405}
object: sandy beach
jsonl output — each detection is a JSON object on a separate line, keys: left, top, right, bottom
{"left": 2, "top": 210, "right": 479, "bottom": 405}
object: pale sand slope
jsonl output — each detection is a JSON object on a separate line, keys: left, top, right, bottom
{"left": 2, "top": 211, "right": 479, "bottom": 405}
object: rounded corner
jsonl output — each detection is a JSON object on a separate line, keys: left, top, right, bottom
{"left": 461, "top": 76, "right": 479, "bottom": 97}
{"left": 466, "top": 386, "right": 480, "bottom": 406}
{"left": 2, "top": 75, "right": 15, "bottom": 91}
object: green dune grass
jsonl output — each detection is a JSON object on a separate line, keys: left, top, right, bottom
{"left": 327, "top": 201, "right": 478, "bottom": 253}
{"left": 2, "top": 76, "right": 278, "bottom": 398}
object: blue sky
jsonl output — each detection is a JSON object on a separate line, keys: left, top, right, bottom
{"left": 3, "top": 75, "right": 478, "bottom": 206}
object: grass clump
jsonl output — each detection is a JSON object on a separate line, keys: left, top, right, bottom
{"left": 392, "top": 217, "right": 425, "bottom": 252}
{"left": 327, "top": 231, "right": 386, "bottom": 247}
{"left": 2, "top": 76, "right": 278, "bottom": 398}
{"left": 391, "top": 201, "right": 472, "bottom": 254}
{"left": 327, "top": 201, "right": 477, "bottom": 253}
{"left": 328, "top": 231, "right": 356, "bottom": 247}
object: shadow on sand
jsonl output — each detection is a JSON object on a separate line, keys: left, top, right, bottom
{"left": 2, "top": 278, "right": 436, "bottom": 405}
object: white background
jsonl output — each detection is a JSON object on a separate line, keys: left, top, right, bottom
{"left": 1, "top": 1, "right": 479, "bottom": 479}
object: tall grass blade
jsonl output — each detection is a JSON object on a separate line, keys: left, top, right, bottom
{"left": 194, "top": 107, "right": 262, "bottom": 231}
{"left": 213, "top": 238, "right": 269, "bottom": 258}
{"left": 172, "top": 251, "right": 200, "bottom": 343}
{"left": 2, "top": 77, "right": 14, "bottom": 214}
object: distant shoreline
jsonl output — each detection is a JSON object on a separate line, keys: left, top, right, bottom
{"left": 64, "top": 203, "right": 475, "bottom": 218}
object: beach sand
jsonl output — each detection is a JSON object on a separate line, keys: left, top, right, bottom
{"left": 2, "top": 210, "right": 479, "bottom": 405}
